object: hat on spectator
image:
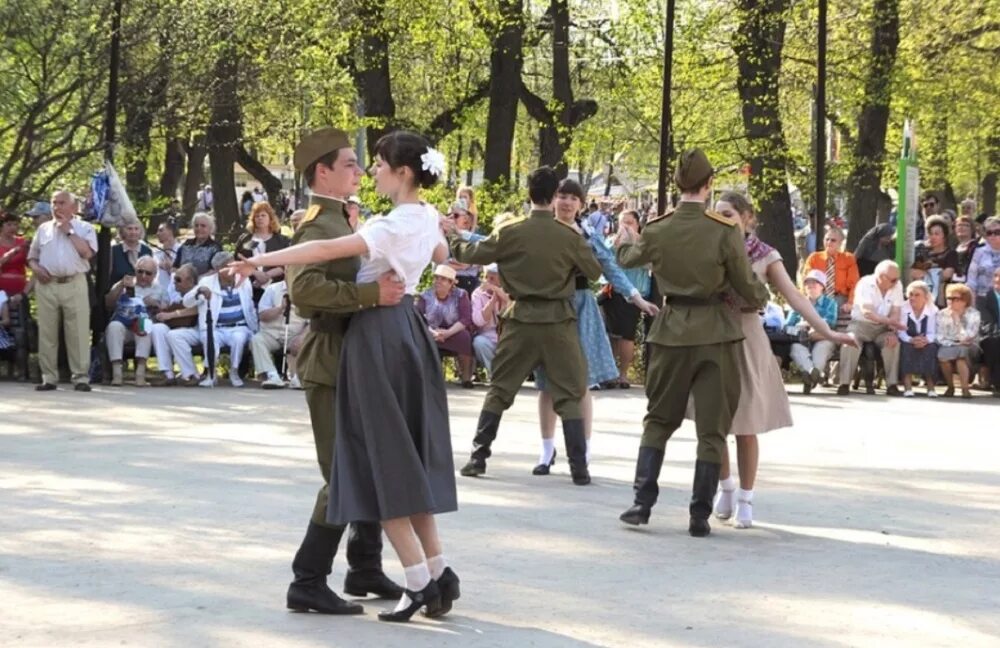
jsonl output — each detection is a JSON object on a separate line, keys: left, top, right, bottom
{"left": 211, "top": 251, "right": 234, "bottom": 271}
{"left": 674, "top": 148, "right": 714, "bottom": 191}
{"left": 803, "top": 269, "right": 827, "bottom": 287}
{"left": 293, "top": 128, "right": 351, "bottom": 172}
{"left": 26, "top": 202, "right": 52, "bottom": 218}
{"left": 484, "top": 263, "right": 499, "bottom": 274}
{"left": 433, "top": 264, "right": 457, "bottom": 282}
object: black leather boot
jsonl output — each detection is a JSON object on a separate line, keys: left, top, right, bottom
{"left": 561, "top": 419, "right": 590, "bottom": 485}
{"left": 287, "top": 521, "right": 364, "bottom": 614}
{"left": 343, "top": 522, "right": 403, "bottom": 599}
{"left": 689, "top": 459, "right": 721, "bottom": 537}
{"left": 460, "top": 410, "right": 502, "bottom": 477}
{"left": 620, "top": 446, "right": 664, "bottom": 525}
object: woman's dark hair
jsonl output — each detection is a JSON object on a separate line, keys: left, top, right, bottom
{"left": 719, "top": 191, "right": 754, "bottom": 217}
{"left": 373, "top": 130, "right": 440, "bottom": 189}
{"left": 620, "top": 209, "right": 642, "bottom": 233}
{"left": 527, "top": 166, "right": 560, "bottom": 205}
{"left": 556, "top": 178, "right": 586, "bottom": 204}
{"left": 925, "top": 215, "right": 950, "bottom": 238}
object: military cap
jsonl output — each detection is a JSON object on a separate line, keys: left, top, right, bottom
{"left": 674, "top": 148, "right": 714, "bottom": 192}
{"left": 293, "top": 128, "right": 352, "bottom": 172}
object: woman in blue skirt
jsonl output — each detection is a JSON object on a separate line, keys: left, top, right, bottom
{"left": 532, "top": 179, "right": 659, "bottom": 478}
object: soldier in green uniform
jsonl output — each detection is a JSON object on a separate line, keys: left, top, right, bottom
{"left": 284, "top": 128, "right": 404, "bottom": 614}
{"left": 616, "top": 149, "right": 769, "bottom": 537}
{"left": 447, "top": 166, "right": 602, "bottom": 485}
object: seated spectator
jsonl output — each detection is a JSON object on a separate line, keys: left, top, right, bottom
{"left": 785, "top": 269, "right": 839, "bottom": 392}
{"left": 470, "top": 264, "right": 508, "bottom": 380}
{"left": 0, "top": 211, "right": 30, "bottom": 301}
{"left": 446, "top": 202, "right": 481, "bottom": 295}
{"left": 234, "top": 202, "right": 290, "bottom": 301}
{"left": 109, "top": 217, "right": 153, "bottom": 286}
{"left": 897, "top": 280, "right": 938, "bottom": 397}
{"left": 914, "top": 216, "right": 958, "bottom": 307}
{"left": 174, "top": 212, "right": 223, "bottom": 277}
{"left": 954, "top": 216, "right": 982, "bottom": 282}
{"left": 854, "top": 223, "right": 896, "bottom": 277}
{"left": 251, "top": 279, "right": 307, "bottom": 389}
{"left": 803, "top": 225, "right": 859, "bottom": 316}
{"left": 150, "top": 263, "right": 200, "bottom": 385}
{"left": 0, "top": 290, "right": 13, "bottom": 352}
{"left": 966, "top": 216, "right": 1000, "bottom": 299}
{"left": 153, "top": 220, "right": 182, "bottom": 292}
{"left": 837, "top": 260, "right": 905, "bottom": 396}
{"left": 937, "top": 283, "right": 980, "bottom": 399}
{"left": 975, "top": 267, "right": 1000, "bottom": 397}
{"left": 104, "top": 257, "right": 166, "bottom": 386}
{"left": 416, "top": 264, "right": 475, "bottom": 388}
{"left": 182, "top": 252, "right": 258, "bottom": 387}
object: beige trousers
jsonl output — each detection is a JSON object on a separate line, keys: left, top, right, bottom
{"left": 36, "top": 274, "right": 91, "bottom": 385}
{"left": 839, "top": 320, "right": 900, "bottom": 386}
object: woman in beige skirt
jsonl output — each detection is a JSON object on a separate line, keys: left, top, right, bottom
{"left": 705, "top": 193, "right": 855, "bottom": 528}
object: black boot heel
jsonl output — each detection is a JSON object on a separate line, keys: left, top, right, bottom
{"left": 377, "top": 581, "right": 440, "bottom": 623}
{"left": 423, "top": 568, "right": 461, "bottom": 618}
{"left": 532, "top": 449, "right": 557, "bottom": 475}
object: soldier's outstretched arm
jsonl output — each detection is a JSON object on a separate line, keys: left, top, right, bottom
{"left": 722, "top": 226, "right": 769, "bottom": 308}
{"left": 449, "top": 230, "right": 500, "bottom": 265}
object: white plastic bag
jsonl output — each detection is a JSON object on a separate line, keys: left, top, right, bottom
{"left": 101, "top": 161, "right": 137, "bottom": 226}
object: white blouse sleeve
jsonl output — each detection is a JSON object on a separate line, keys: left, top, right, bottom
{"left": 357, "top": 217, "right": 396, "bottom": 265}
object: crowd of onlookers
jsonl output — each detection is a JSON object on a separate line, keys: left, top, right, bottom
{"left": 1, "top": 187, "right": 998, "bottom": 401}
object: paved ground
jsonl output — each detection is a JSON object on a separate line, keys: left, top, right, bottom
{"left": 1, "top": 380, "right": 999, "bottom": 647}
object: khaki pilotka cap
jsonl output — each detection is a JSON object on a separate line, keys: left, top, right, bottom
{"left": 293, "top": 128, "right": 352, "bottom": 172}
{"left": 674, "top": 148, "right": 715, "bottom": 191}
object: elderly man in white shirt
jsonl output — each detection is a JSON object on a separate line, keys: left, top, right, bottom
{"left": 151, "top": 263, "right": 200, "bottom": 385}
{"left": 251, "top": 279, "right": 307, "bottom": 389}
{"left": 26, "top": 190, "right": 98, "bottom": 392}
{"left": 104, "top": 256, "right": 167, "bottom": 386}
{"left": 837, "top": 259, "right": 906, "bottom": 395}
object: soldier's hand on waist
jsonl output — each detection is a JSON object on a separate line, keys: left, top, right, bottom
{"left": 377, "top": 271, "right": 405, "bottom": 306}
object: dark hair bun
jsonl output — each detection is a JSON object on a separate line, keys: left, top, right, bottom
{"left": 373, "top": 130, "right": 440, "bottom": 189}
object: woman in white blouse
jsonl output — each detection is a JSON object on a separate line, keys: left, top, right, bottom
{"left": 937, "top": 283, "right": 980, "bottom": 399}
{"left": 896, "top": 281, "right": 938, "bottom": 397}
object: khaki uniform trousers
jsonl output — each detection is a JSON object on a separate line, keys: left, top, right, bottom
{"left": 641, "top": 341, "right": 741, "bottom": 465}
{"left": 482, "top": 318, "right": 586, "bottom": 420}
{"left": 36, "top": 274, "right": 90, "bottom": 385}
{"left": 838, "top": 320, "right": 900, "bottom": 386}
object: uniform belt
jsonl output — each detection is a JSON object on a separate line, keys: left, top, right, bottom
{"left": 664, "top": 294, "right": 721, "bottom": 307}
{"left": 309, "top": 315, "right": 349, "bottom": 334}
{"left": 574, "top": 275, "right": 589, "bottom": 290}
{"left": 51, "top": 273, "right": 80, "bottom": 284}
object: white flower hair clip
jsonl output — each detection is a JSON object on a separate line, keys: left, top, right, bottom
{"left": 421, "top": 147, "right": 446, "bottom": 178}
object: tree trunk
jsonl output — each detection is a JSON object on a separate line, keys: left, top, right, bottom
{"left": 159, "top": 136, "right": 186, "bottom": 199}
{"left": 182, "top": 135, "right": 207, "bottom": 218}
{"left": 983, "top": 130, "right": 1000, "bottom": 217}
{"left": 923, "top": 112, "right": 955, "bottom": 209}
{"left": 235, "top": 145, "right": 284, "bottom": 214}
{"left": 733, "top": 0, "right": 796, "bottom": 277}
{"left": 354, "top": 0, "right": 396, "bottom": 159}
{"left": 483, "top": 0, "right": 525, "bottom": 186}
{"left": 845, "top": 0, "right": 899, "bottom": 251}
{"left": 206, "top": 34, "right": 240, "bottom": 238}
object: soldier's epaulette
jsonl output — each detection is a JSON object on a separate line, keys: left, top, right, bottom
{"left": 704, "top": 209, "right": 738, "bottom": 226}
{"left": 301, "top": 204, "right": 322, "bottom": 225}
{"left": 497, "top": 215, "right": 527, "bottom": 230}
{"left": 645, "top": 207, "right": 675, "bottom": 224}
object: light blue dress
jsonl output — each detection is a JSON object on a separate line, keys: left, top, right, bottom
{"left": 536, "top": 221, "right": 637, "bottom": 389}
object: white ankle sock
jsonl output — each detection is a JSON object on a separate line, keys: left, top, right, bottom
{"left": 720, "top": 476, "right": 737, "bottom": 492}
{"left": 735, "top": 489, "right": 754, "bottom": 528}
{"left": 538, "top": 438, "right": 555, "bottom": 466}
{"left": 714, "top": 477, "right": 737, "bottom": 519}
{"left": 394, "top": 562, "right": 432, "bottom": 613}
{"left": 427, "top": 554, "right": 447, "bottom": 580}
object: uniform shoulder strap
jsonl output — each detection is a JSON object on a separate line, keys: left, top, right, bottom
{"left": 645, "top": 207, "right": 675, "bottom": 224}
{"left": 301, "top": 204, "right": 322, "bottom": 225}
{"left": 497, "top": 215, "right": 527, "bottom": 231}
{"left": 704, "top": 209, "right": 738, "bottom": 227}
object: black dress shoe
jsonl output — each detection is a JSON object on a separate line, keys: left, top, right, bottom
{"left": 377, "top": 581, "right": 440, "bottom": 623}
{"left": 287, "top": 583, "right": 364, "bottom": 615}
{"left": 35, "top": 383, "right": 56, "bottom": 391}
{"left": 460, "top": 457, "right": 486, "bottom": 477}
{"left": 74, "top": 383, "right": 92, "bottom": 392}
{"left": 689, "top": 517, "right": 711, "bottom": 537}
{"left": 836, "top": 384, "right": 849, "bottom": 396}
{"left": 620, "top": 504, "right": 651, "bottom": 526}
{"left": 423, "top": 568, "right": 461, "bottom": 618}
{"left": 532, "top": 449, "right": 557, "bottom": 475}
{"left": 343, "top": 570, "right": 403, "bottom": 600}
{"left": 886, "top": 385, "right": 902, "bottom": 397}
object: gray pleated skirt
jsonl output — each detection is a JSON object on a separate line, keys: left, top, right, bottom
{"left": 326, "top": 296, "right": 457, "bottom": 524}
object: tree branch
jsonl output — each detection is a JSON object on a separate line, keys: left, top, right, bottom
{"left": 425, "top": 80, "right": 491, "bottom": 143}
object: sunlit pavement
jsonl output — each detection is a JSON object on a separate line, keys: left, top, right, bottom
{"left": 2, "top": 381, "right": 998, "bottom": 647}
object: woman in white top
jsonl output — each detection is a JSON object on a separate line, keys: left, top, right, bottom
{"left": 229, "top": 132, "right": 458, "bottom": 622}
{"left": 896, "top": 280, "right": 938, "bottom": 397}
